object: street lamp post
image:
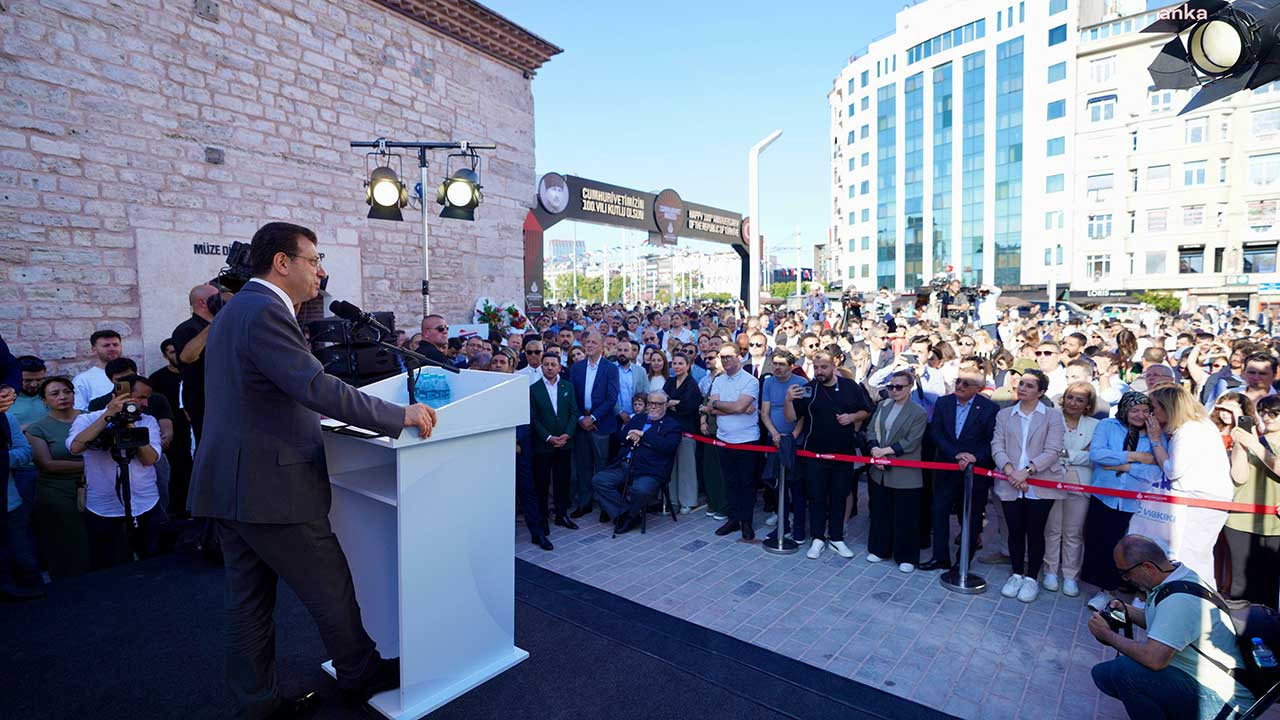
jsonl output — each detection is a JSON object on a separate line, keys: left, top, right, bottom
{"left": 748, "top": 130, "right": 783, "bottom": 316}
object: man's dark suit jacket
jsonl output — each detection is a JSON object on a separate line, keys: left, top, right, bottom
{"left": 530, "top": 377, "right": 578, "bottom": 454}
{"left": 613, "top": 413, "right": 682, "bottom": 480}
{"left": 569, "top": 357, "right": 620, "bottom": 435}
{"left": 928, "top": 393, "right": 999, "bottom": 471}
{"left": 188, "top": 281, "right": 405, "bottom": 524}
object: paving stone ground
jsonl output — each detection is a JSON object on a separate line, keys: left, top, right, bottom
{"left": 515, "top": 485, "right": 1278, "bottom": 720}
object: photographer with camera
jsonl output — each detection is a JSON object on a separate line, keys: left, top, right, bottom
{"left": 67, "top": 383, "right": 163, "bottom": 570}
{"left": 171, "top": 284, "right": 222, "bottom": 444}
{"left": 1088, "top": 535, "right": 1255, "bottom": 720}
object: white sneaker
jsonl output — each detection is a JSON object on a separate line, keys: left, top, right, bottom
{"left": 830, "top": 540, "right": 855, "bottom": 558}
{"left": 1042, "top": 573, "right": 1060, "bottom": 592}
{"left": 1001, "top": 574, "right": 1024, "bottom": 598}
{"left": 865, "top": 552, "right": 883, "bottom": 563}
{"left": 1087, "top": 591, "right": 1113, "bottom": 612}
{"left": 705, "top": 509, "right": 717, "bottom": 518}
{"left": 898, "top": 563, "right": 915, "bottom": 573}
{"left": 1017, "top": 576, "right": 1039, "bottom": 603}
{"left": 765, "top": 513, "right": 778, "bottom": 527}
{"left": 713, "top": 513, "right": 727, "bottom": 521}
{"left": 806, "top": 539, "right": 826, "bottom": 559}
{"left": 1062, "top": 579, "right": 1080, "bottom": 597}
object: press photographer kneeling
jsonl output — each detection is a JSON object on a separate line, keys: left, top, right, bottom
{"left": 67, "top": 380, "right": 163, "bottom": 571}
{"left": 1087, "top": 535, "right": 1257, "bottom": 720}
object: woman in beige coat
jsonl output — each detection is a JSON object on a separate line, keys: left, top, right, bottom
{"left": 991, "top": 369, "right": 1067, "bottom": 603}
{"left": 1042, "top": 381, "right": 1098, "bottom": 598}
{"left": 865, "top": 370, "right": 930, "bottom": 573}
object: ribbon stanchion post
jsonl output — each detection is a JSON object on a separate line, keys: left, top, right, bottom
{"left": 763, "top": 456, "right": 798, "bottom": 555}
{"left": 939, "top": 465, "right": 987, "bottom": 595}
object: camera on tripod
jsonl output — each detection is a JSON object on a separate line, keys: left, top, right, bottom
{"left": 86, "top": 400, "right": 150, "bottom": 452}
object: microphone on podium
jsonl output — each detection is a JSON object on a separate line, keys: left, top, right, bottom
{"left": 329, "top": 300, "right": 393, "bottom": 336}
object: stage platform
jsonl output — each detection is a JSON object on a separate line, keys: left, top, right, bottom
{"left": 0, "top": 551, "right": 948, "bottom": 719}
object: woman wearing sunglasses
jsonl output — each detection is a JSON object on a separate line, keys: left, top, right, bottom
{"left": 991, "top": 368, "right": 1067, "bottom": 603}
{"left": 864, "top": 370, "right": 929, "bottom": 573}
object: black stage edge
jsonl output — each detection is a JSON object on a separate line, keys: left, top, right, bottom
{"left": 0, "top": 553, "right": 952, "bottom": 719}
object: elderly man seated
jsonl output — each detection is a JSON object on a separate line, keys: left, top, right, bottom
{"left": 591, "top": 389, "right": 683, "bottom": 535}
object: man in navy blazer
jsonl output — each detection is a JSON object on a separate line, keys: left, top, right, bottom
{"left": 569, "top": 329, "right": 620, "bottom": 518}
{"left": 921, "top": 368, "right": 999, "bottom": 570}
{"left": 592, "top": 389, "right": 683, "bottom": 534}
{"left": 189, "top": 223, "right": 435, "bottom": 718}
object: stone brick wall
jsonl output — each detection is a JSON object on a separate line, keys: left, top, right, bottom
{"left": 0, "top": 0, "right": 538, "bottom": 374}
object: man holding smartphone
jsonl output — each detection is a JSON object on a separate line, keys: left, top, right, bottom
{"left": 784, "top": 350, "right": 873, "bottom": 560}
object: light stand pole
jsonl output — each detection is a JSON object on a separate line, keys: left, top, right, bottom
{"left": 350, "top": 139, "right": 496, "bottom": 317}
{"left": 748, "top": 130, "right": 783, "bottom": 316}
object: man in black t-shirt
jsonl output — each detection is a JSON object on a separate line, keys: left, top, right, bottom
{"left": 149, "top": 338, "right": 192, "bottom": 518}
{"left": 785, "top": 350, "right": 873, "bottom": 560}
{"left": 172, "top": 284, "right": 219, "bottom": 444}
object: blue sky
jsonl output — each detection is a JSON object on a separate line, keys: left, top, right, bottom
{"left": 482, "top": 0, "right": 902, "bottom": 267}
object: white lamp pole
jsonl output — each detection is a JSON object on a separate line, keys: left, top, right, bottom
{"left": 748, "top": 130, "right": 783, "bottom": 316}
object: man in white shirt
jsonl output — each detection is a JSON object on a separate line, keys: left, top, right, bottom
{"left": 702, "top": 345, "right": 761, "bottom": 541}
{"left": 975, "top": 285, "right": 1002, "bottom": 337}
{"left": 68, "top": 390, "right": 164, "bottom": 567}
{"left": 519, "top": 339, "right": 545, "bottom": 385}
{"left": 71, "top": 329, "right": 123, "bottom": 411}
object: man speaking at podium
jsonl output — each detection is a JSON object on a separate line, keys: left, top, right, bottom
{"left": 189, "top": 222, "right": 436, "bottom": 719}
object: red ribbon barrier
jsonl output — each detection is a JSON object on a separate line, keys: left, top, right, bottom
{"left": 680, "top": 431, "right": 1278, "bottom": 515}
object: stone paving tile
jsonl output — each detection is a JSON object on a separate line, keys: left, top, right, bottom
{"left": 514, "top": 496, "right": 1280, "bottom": 720}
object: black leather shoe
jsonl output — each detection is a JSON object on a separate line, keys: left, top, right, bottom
{"left": 740, "top": 524, "right": 755, "bottom": 542}
{"left": 918, "top": 559, "right": 953, "bottom": 571}
{"left": 267, "top": 691, "right": 318, "bottom": 719}
{"left": 341, "top": 658, "right": 400, "bottom": 706}
{"left": 569, "top": 505, "right": 592, "bottom": 519}
{"left": 714, "top": 520, "right": 740, "bottom": 536}
{"left": 554, "top": 515, "right": 579, "bottom": 530}
{"left": 536, "top": 537, "right": 554, "bottom": 551}
{"left": 599, "top": 510, "right": 611, "bottom": 524}
{"left": 614, "top": 513, "right": 641, "bottom": 535}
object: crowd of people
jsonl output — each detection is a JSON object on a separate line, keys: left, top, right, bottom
{"left": 4, "top": 277, "right": 1279, "bottom": 718}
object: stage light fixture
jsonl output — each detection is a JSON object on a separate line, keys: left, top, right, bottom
{"left": 436, "top": 152, "right": 482, "bottom": 221}
{"left": 1144, "top": 0, "right": 1280, "bottom": 114}
{"left": 364, "top": 157, "right": 409, "bottom": 221}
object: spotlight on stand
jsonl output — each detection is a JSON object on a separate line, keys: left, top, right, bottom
{"left": 1143, "top": 0, "right": 1280, "bottom": 114}
{"left": 436, "top": 150, "right": 482, "bottom": 221}
{"left": 364, "top": 156, "right": 409, "bottom": 221}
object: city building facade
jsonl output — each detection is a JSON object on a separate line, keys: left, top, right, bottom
{"left": 829, "top": 0, "right": 1141, "bottom": 295}
{"left": 1072, "top": 5, "right": 1280, "bottom": 311}
{"left": 0, "top": 0, "right": 557, "bottom": 373}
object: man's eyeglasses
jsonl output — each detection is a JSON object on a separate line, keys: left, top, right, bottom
{"left": 646, "top": 401, "right": 667, "bottom": 408}
{"left": 525, "top": 348, "right": 542, "bottom": 354}
{"left": 717, "top": 354, "right": 738, "bottom": 361}
{"left": 1034, "top": 350, "right": 1057, "bottom": 357}
{"left": 1262, "top": 409, "right": 1280, "bottom": 420}
{"left": 287, "top": 252, "right": 325, "bottom": 267}
{"left": 429, "top": 325, "right": 448, "bottom": 333}
{"left": 749, "top": 342, "right": 766, "bottom": 347}
{"left": 886, "top": 383, "right": 910, "bottom": 391}
{"left": 1117, "top": 560, "right": 1148, "bottom": 580}
{"left": 958, "top": 340, "right": 975, "bottom": 346}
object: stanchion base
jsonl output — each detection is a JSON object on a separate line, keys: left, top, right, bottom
{"left": 762, "top": 538, "right": 799, "bottom": 555}
{"left": 939, "top": 569, "right": 987, "bottom": 594}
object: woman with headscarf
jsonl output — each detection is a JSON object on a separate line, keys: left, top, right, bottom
{"left": 1081, "top": 391, "right": 1164, "bottom": 610}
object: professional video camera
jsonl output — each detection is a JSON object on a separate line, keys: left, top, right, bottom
{"left": 85, "top": 400, "right": 150, "bottom": 452}
{"left": 211, "top": 241, "right": 253, "bottom": 294}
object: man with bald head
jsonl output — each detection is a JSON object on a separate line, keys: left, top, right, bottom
{"left": 415, "top": 314, "right": 451, "bottom": 367}
{"left": 171, "top": 283, "right": 223, "bottom": 443}
{"left": 568, "top": 329, "right": 620, "bottom": 521}
{"left": 1088, "top": 535, "right": 1255, "bottom": 718}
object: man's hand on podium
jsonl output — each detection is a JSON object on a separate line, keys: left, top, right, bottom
{"left": 404, "top": 403, "right": 437, "bottom": 438}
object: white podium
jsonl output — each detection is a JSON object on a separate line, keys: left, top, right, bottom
{"left": 318, "top": 368, "right": 530, "bottom": 719}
